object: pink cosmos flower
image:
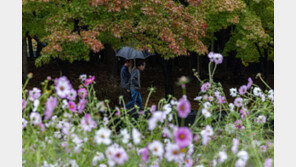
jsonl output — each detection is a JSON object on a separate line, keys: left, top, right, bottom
{"left": 239, "top": 85, "right": 248, "bottom": 95}
{"left": 29, "top": 88, "right": 41, "bottom": 101}
{"left": 235, "top": 120, "right": 244, "bottom": 129}
{"left": 84, "top": 76, "right": 95, "bottom": 86}
{"left": 150, "top": 105, "right": 156, "bottom": 113}
{"left": 78, "top": 99, "right": 88, "bottom": 114}
{"left": 78, "top": 88, "right": 88, "bottom": 99}
{"left": 45, "top": 96, "right": 58, "bottom": 120}
{"left": 111, "top": 146, "right": 128, "bottom": 165}
{"left": 68, "top": 101, "right": 77, "bottom": 113}
{"left": 264, "top": 158, "right": 273, "bottom": 167}
{"left": 247, "top": 77, "right": 253, "bottom": 89}
{"left": 139, "top": 147, "right": 149, "bottom": 162}
{"left": 22, "top": 118, "right": 28, "bottom": 129}
{"left": 174, "top": 127, "right": 193, "bottom": 148}
{"left": 55, "top": 76, "right": 72, "bottom": 99}
{"left": 217, "top": 96, "right": 226, "bottom": 104}
{"left": 177, "top": 98, "right": 191, "bottom": 118}
{"left": 239, "top": 108, "right": 249, "bottom": 120}
{"left": 213, "top": 53, "right": 223, "bottom": 64}
{"left": 22, "top": 99, "right": 27, "bottom": 111}
{"left": 201, "top": 82, "right": 211, "bottom": 92}
{"left": 80, "top": 114, "right": 97, "bottom": 132}
{"left": 194, "top": 134, "right": 200, "bottom": 142}
{"left": 234, "top": 97, "right": 243, "bottom": 108}
{"left": 185, "top": 157, "right": 193, "bottom": 167}
{"left": 208, "top": 52, "right": 215, "bottom": 62}
{"left": 232, "top": 138, "right": 239, "bottom": 154}
{"left": 39, "top": 122, "right": 45, "bottom": 133}
{"left": 116, "top": 107, "right": 121, "bottom": 116}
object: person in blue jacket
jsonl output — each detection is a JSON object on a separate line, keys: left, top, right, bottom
{"left": 126, "top": 61, "right": 146, "bottom": 111}
{"left": 120, "top": 59, "right": 133, "bottom": 102}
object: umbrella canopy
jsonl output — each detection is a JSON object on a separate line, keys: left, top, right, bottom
{"left": 116, "top": 46, "right": 154, "bottom": 60}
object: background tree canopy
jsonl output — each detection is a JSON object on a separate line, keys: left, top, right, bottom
{"left": 22, "top": 0, "right": 273, "bottom": 67}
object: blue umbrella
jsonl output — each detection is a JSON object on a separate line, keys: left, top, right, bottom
{"left": 116, "top": 46, "right": 154, "bottom": 60}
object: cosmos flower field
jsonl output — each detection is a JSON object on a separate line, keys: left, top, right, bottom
{"left": 22, "top": 53, "right": 274, "bottom": 167}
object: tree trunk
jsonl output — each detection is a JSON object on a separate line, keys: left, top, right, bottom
{"left": 101, "top": 44, "right": 118, "bottom": 77}
{"left": 27, "top": 35, "right": 34, "bottom": 59}
{"left": 57, "top": 60, "right": 69, "bottom": 77}
{"left": 162, "top": 58, "right": 174, "bottom": 98}
{"left": 22, "top": 37, "right": 28, "bottom": 81}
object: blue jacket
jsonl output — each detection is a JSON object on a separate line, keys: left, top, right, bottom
{"left": 129, "top": 68, "right": 141, "bottom": 90}
{"left": 120, "top": 65, "right": 131, "bottom": 89}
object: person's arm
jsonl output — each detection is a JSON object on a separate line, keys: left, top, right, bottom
{"left": 131, "top": 70, "right": 139, "bottom": 87}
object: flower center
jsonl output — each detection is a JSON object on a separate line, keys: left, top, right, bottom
{"left": 180, "top": 134, "right": 185, "bottom": 139}
{"left": 173, "top": 150, "right": 178, "bottom": 155}
{"left": 101, "top": 134, "right": 105, "bottom": 138}
{"left": 180, "top": 148, "right": 186, "bottom": 153}
{"left": 154, "top": 148, "right": 158, "bottom": 152}
{"left": 70, "top": 105, "right": 73, "bottom": 109}
{"left": 116, "top": 153, "right": 121, "bottom": 158}
{"left": 60, "top": 86, "right": 64, "bottom": 91}
{"left": 181, "top": 105, "right": 185, "bottom": 111}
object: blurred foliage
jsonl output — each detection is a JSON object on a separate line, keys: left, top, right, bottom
{"left": 23, "top": 0, "right": 273, "bottom": 66}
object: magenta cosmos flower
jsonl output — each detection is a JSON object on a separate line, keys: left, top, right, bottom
{"left": 201, "top": 82, "right": 211, "bottom": 92}
{"left": 177, "top": 98, "right": 191, "bottom": 118}
{"left": 84, "top": 76, "right": 95, "bottom": 86}
{"left": 239, "top": 85, "right": 247, "bottom": 95}
{"left": 78, "top": 99, "right": 88, "bottom": 114}
{"left": 139, "top": 147, "right": 149, "bottom": 162}
{"left": 44, "top": 96, "right": 58, "bottom": 120}
{"left": 22, "top": 99, "right": 27, "bottom": 111}
{"left": 78, "top": 88, "right": 88, "bottom": 99}
{"left": 174, "top": 127, "right": 193, "bottom": 148}
{"left": 235, "top": 120, "right": 244, "bottom": 129}
{"left": 80, "top": 114, "right": 97, "bottom": 132}
{"left": 68, "top": 101, "right": 77, "bottom": 113}
{"left": 28, "top": 87, "right": 41, "bottom": 101}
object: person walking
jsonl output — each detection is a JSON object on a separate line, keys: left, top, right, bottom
{"left": 120, "top": 59, "right": 133, "bottom": 102}
{"left": 126, "top": 61, "right": 146, "bottom": 111}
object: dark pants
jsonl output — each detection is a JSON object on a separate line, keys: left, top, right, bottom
{"left": 126, "top": 89, "right": 143, "bottom": 110}
{"left": 121, "top": 89, "right": 131, "bottom": 103}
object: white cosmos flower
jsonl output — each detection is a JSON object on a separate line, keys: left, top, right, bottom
{"left": 33, "top": 99, "right": 40, "bottom": 112}
{"left": 237, "top": 150, "right": 249, "bottom": 161}
{"left": 99, "top": 164, "right": 107, "bottom": 167}
{"left": 201, "top": 125, "right": 214, "bottom": 137}
{"left": 230, "top": 88, "right": 238, "bottom": 97}
{"left": 203, "top": 102, "right": 211, "bottom": 110}
{"left": 268, "top": 89, "right": 274, "bottom": 100}
{"left": 168, "top": 114, "right": 173, "bottom": 122}
{"left": 165, "top": 142, "right": 185, "bottom": 163}
{"left": 132, "top": 128, "right": 141, "bottom": 145}
{"left": 62, "top": 99, "right": 68, "bottom": 109}
{"left": 253, "top": 87, "right": 262, "bottom": 96}
{"left": 30, "top": 112, "right": 41, "bottom": 125}
{"left": 218, "top": 151, "right": 228, "bottom": 163}
{"left": 194, "top": 96, "right": 202, "bottom": 101}
{"left": 110, "top": 146, "right": 128, "bottom": 165}
{"left": 148, "top": 140, "right": 164, "bottom": 157}
{"left": 235, "top": 158, "right": 247, "bottom": 167}
{"left": 163, "top": 104, "right": 172, "bottom": 114}
{"left": 95, "top": 127, "right": 112, "bottom": 145}
{"left": 202, "top": 108, "right": 211, "bottom": 118}
{"left": 120, "top": 128, "right": 130, "bottom": 144}
{"left": 229, "top": 103, "right": 235, "bottom": 112}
